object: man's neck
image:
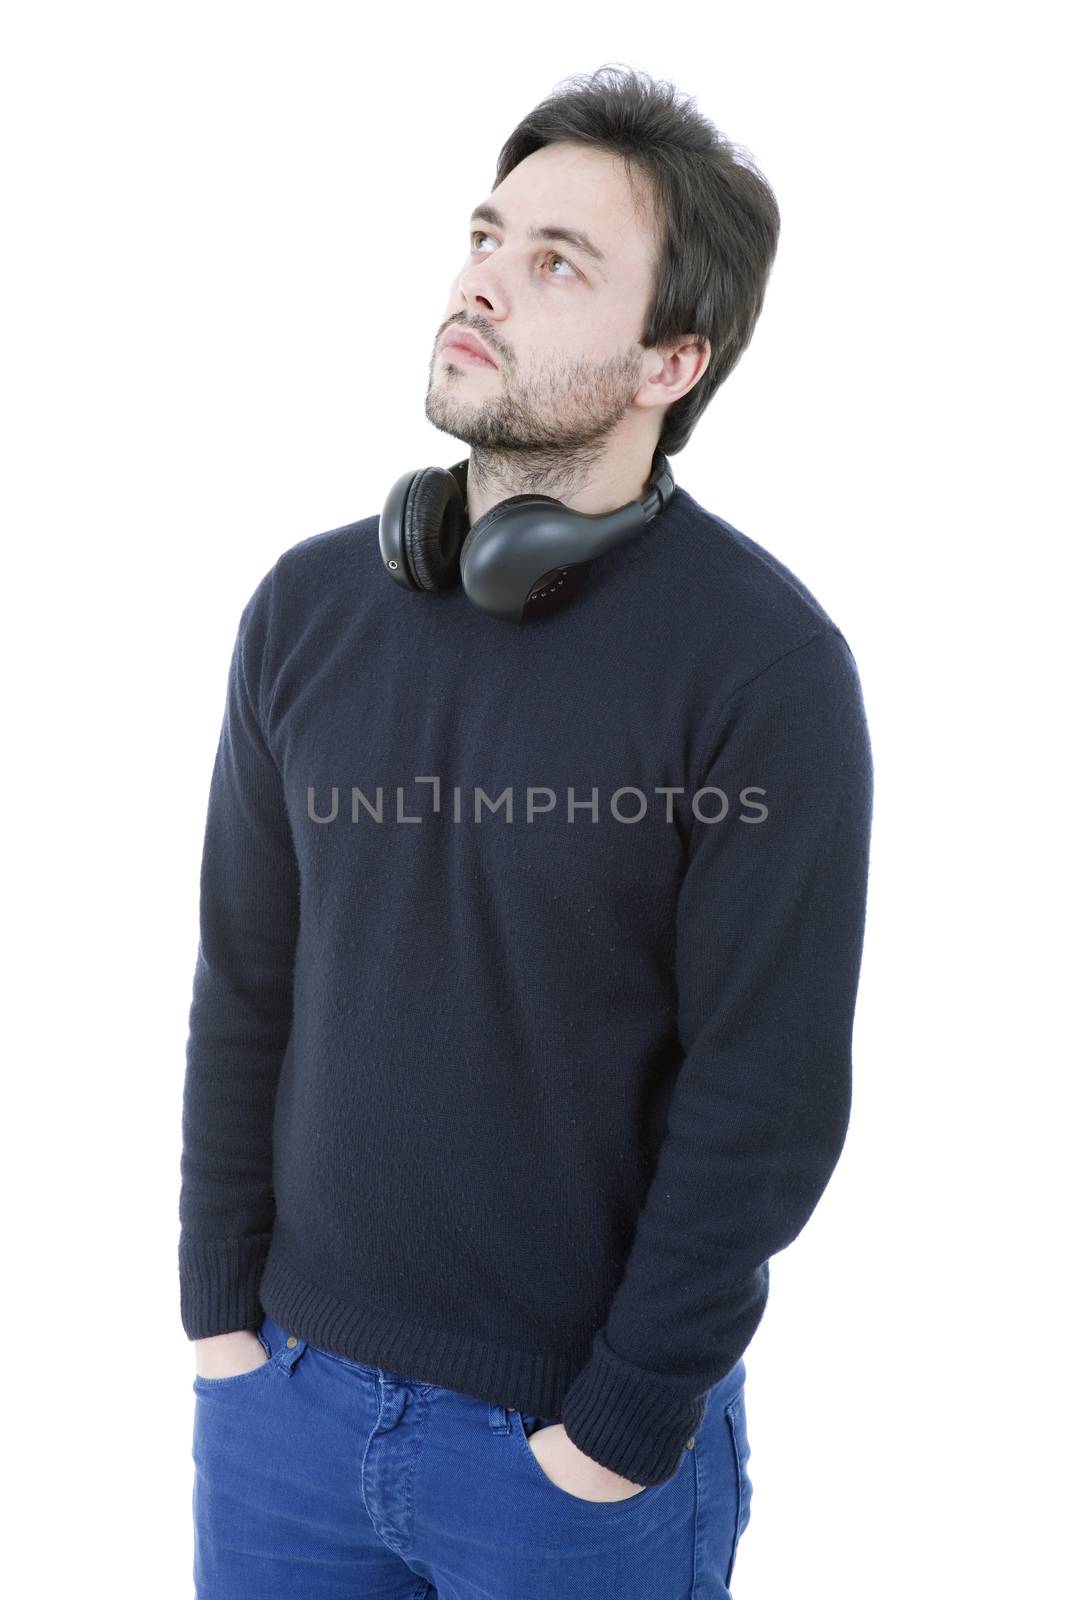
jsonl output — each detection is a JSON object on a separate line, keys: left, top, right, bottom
{"left": 464, "top": 444, "right": 654, "bottom": 527}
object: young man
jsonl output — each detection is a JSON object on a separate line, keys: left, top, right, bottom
{"left": 180, "top": 67, "right": 873, "bottom": 1598}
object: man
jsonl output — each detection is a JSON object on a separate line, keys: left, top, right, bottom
{"left": 180, "top": 66, "right": 873, "bottom": 1598}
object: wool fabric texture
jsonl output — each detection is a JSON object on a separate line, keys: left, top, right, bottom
{"left": 178, "top": 479, "right": 874, "bottom": 1487}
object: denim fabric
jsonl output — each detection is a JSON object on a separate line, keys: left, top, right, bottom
{"left": 191, "top": 1312, "right": 753, "bottom": 1598}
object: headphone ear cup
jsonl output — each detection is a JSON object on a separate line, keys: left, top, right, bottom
{"left": 404, "top": 466, "right": 468, "bottom": 592}
{"left": 458, "top": 493, "right": 562, "bottom": 596}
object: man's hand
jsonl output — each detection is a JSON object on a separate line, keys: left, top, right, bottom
{"left": 525, "top": 1422, "right": 647, "bottom": 1502}
{"left": 194, "top": 1328, "right": 269, "bottom": 1380}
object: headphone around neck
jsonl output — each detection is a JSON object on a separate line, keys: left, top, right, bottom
{"left": 379, "top": 446, "right": 676, "bottom": 623}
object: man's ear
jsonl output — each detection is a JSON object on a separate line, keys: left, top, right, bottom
{"left": 636, "top": 336, "right": 711, "bottom": 410}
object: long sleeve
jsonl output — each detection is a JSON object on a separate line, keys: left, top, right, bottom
{"left": 178, "top": 566, "right": 301, "bottom": 1340}
{"left": 560, "top": 625, "right": 874, "bottom": 1486}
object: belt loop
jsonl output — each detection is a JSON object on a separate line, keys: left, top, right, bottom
{"left": 488, "top": 1401, "right": 514, "bottom": 1434}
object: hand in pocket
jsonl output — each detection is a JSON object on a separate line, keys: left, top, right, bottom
{"left": 195, "top": 1327, "right": 269, "bottom": 1380}
{"left": 527, "top": 1423, "right": 647, "bottom": 1502}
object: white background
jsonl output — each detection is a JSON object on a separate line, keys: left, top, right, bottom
{"left": 3, "top": 3, "right": 1062, "bottom": 1595}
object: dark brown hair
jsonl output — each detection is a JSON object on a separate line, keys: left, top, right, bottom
{"left": 493, "top": 65, "right": 781, "bottom": 456}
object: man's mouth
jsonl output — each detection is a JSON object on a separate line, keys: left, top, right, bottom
{"left": 442, "top": 332, "right": 497, "bottom": 367}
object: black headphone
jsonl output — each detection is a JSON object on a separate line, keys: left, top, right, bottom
{"left": 379, "top": 446, "right": 676, "bottom": 623}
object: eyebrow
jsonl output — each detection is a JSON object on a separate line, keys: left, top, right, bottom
{"left": 469, "top": 203, "right": 607, "bottom": 271}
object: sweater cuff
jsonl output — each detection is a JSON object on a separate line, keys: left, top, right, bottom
{"left": 179, "top": 1232, "right": 273, "bottom": 1340}
{"left": 560, "top": 1330, "right": 709, "bottom": 1487}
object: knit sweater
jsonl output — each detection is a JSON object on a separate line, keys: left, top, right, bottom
{"left": 178, "top": 475, "right": 874, "bottom": 1488}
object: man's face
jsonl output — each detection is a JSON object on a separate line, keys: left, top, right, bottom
{"left": 425, "top": 142, "right": 662, "bottom": 453}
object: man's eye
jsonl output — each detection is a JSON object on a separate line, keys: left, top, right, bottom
{"left": 469, "top": 232, "right": 578, "bottom": 279}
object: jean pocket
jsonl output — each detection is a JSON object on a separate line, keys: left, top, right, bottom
{"left": 512, "top": 1412, "right": 654, "bottom": 1509}
{"left": 192, "top": 1323, "right": 279, "bottom": 1392}
{"left": 724, "top": 1390, "right": 754, "bottom": 1585}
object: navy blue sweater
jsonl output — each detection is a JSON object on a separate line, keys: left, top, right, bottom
{"left": 178, "top": 477, "right": 874, "bottom": 1487}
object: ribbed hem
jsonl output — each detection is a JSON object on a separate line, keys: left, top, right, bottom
{"left": 258, "top": 1247, "right": 590, "bottom": 1417}
{"left": 560, "top": 1330, "right": 711, "bottom": 1486}
{"left": 258, "top": 1248, "right": 721, "bottom": 1486}
{"left": 179, "top": 1232, "right": 273, "bottom": 1340}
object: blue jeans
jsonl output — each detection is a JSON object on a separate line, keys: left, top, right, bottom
{"left": 192, "top": 1312, "right": 754, "bottom": 1598}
